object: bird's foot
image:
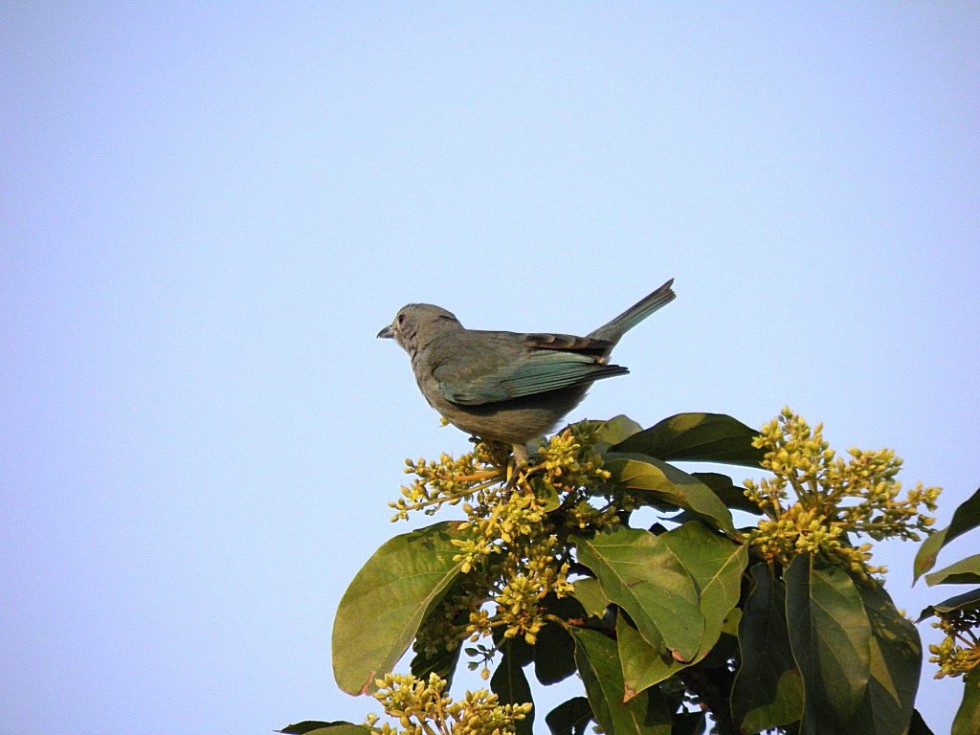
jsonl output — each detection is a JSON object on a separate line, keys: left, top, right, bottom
{"left": 504, "top": 443, "right": 531, "bottom": 489}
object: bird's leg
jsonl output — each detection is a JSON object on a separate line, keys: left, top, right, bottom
{"left": 504, "top": 443, "right": 530, "bottom": 489}
{"left": 512, "top": 443, "right": 529, "bottom": 465}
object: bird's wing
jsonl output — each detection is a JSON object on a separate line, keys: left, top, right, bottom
{"left": 434, "top": 338, "right": 627, "bottom": 406}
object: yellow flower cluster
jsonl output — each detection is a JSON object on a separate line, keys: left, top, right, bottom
{"left": 367, "top": 673, "right": 532, "bottom": 735}
{"left": 396, "top": 426, "right": 616, "bottom": 656}
{"left": 743, "top": 408, "right": 940, "bottom": 579}
{"left": 391, "top": 441, "right": 511, "bottom": 521}
{"left": 929, "top": 609, "right": 980, "bottom": 679}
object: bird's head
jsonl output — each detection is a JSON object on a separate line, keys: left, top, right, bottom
{"left": 377, "top": 304, "right": 462, "bottom": 352}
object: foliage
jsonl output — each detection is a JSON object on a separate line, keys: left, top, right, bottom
{"left": 290, "top": 409, "right": 972, "bottom": 735}
{"left": 913, "top": 486, "right": 980, "bottom": 734}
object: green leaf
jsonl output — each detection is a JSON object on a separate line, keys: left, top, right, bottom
{"left": 545, "top": 697, "right": 593, "bottom": 735}
{"left": 615, "top": 611, "right": 663, "bottom": 695}
{"left": 615, "top": 525, "right": 743, "bottom": 692}
{"left": 532, "top": 475, "right": 562, "bottom": 512}
{"left": 574, "top": 527, "right": 703, "bottom": 662}
{"left": 692, "top": 471, "right": 762, "bottom": 514}
{"left": 578, "top": 414, "right": 645, "bottom": 448}
{"left": 952, "top": 668, "right": 980, "bottom": 735}
{"left": 850, "top": 581, "right": 922, "bottom": 735}
{"left": 600, "top": 522, "right": 746, "bottom": 696}
{"left": 925, "top": 554, "right": 980, "bottom": 586}
{"left": 533, "top": 624, "right": 576, "bottom": 685}
{"left": 490, "top": 643, "right": 534, "bottom": 735}
{"left": 491, "top": 625, "right": 534, "bottom": 667}
{"left": 573, "top": 629, "right": 671, "bottom": 735}
{"left": 571, "top": 577, "right": 610, "bottom": 619}
{"left": 529, "top": 595, "right": 582, "bottom": 685}
{"left": 671, "top": 711, "right": 707, "bottom": 735}
{"left": 918, "top": 587, "right": 980, "bottom": 621}
{"left": 332, "top": 522, "right": 464, "bottom": 694}
{"left": 908, "top": 709, "right": 935, "bottom": 735}
{"left": 660, "top": 521, "right": 747, "bottom": 659}
{"left": 618, "top": 608, "right": 740, "bottom": 701}
{"left": 615, "top": 613, "right": 680, "bottom": 699}
{"left": 785, "top": 555, "right": 871, "bottom": 733}
{"left": 609, "top": 412, "right": 764, "bottom": 467}
{"left": 279, "top": 723, "right": 372, "bottom": 735}
{"left": 731, "top": 565, "right": 804, "bottom": 733}
{"left": 604, "top": 453, "right": 736, "bottom": 535}
{"left": 913, "top": 486, "right": 980, "bottom": 583}
{"left": 719, "top": 605, "right": 741, "bottom": 637}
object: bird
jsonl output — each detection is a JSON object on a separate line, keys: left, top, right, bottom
{"left": 377, "top": 279, "right": 676, "bottom": 463}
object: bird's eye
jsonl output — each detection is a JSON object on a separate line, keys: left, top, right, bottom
{"left": 397, "top": 313, "right": 406, "bottom": 325}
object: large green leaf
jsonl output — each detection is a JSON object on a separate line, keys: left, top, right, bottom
{"left": 918, "top": 587, "right": 980, "bottom": 621}
{"left": 952, "top": 668, "right": 980, "bottom": 735}
{"left": 545, "top": 697, "right": 593, "bottom": 735}
{"left": 603, "top": 453, "right": 736, "bottom": 535}
{"left": 574, "top": 527, "right": 703, "bottom": 662}
{"left": 731, "top": 565, "right": 804, "bottom": 733}
{"left": 491, "top": 625, "right": 534, "bottom": 667}
{"left": 332, "top": 522, "right": 464, "bottom": 694}
{"left": 850, "top": 581, "right": 922, "bottom": 735}
{"left": 573, "top": 629, "right": 671, "bottom": 735}
{"left": 925, "top": 554, "right": 980, "bottom": 586}
{"left": 785, "top": 555, "right": 871, "bottom": 733}
{"left": 279, "top": 723, "right": 372, "bottom": 735}
{"left": 601, "top": 522, "right": 745, "bottom": 696}
{"left": 692, "top": 471, "right": 762, "bottom": 514}
{"left": 490, "top": 642, "right": 534, "bottom": 735}
{"left": 661, "top": 521, "right": 747, "bottom": 659}
{"left": 527, "top": 595, "right": 581, "bottom": 686}
{"left": 609, "top": 412, "right": 764, "bottom": 467}
{"left": 533, "top": 622, "right": 577, "bottom": 685}
{"left": 913, "top": 486, "right": 980, "bottom": 583}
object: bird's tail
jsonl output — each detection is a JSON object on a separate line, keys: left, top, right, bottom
{"left": 587, "top": 278, "right": 676, "bottom": 343}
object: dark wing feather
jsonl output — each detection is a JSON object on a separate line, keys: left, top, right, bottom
{"left": 523, "top": 332, "right": 615, "bottom": 357}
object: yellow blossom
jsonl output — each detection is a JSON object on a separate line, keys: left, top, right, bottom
{"left": 929, "top": 608, "right": 980, "bottom": 679}
{"left": 369, "top": 673, "right": 532, "bottom": 735}
{"left": 397, "top": 425, "right": 619, "bottom": 664}
{"left": 743, "top": 408, "right": 940, "bottom": 580}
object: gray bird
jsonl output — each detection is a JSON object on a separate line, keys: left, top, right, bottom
{"left": 377, "top": 279, "right": 676, "bottom": 461}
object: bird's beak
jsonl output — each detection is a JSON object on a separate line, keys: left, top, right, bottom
{"left": 377, "top": 324, "right": 394, "bottom": 339}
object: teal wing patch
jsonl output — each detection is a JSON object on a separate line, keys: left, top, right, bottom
{"left": 436, "top": 351, "right": 627, "bottom": 406}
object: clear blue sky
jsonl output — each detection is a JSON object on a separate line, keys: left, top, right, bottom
{"left": 2, "top": 4, "right": 978, "bottom": 733}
